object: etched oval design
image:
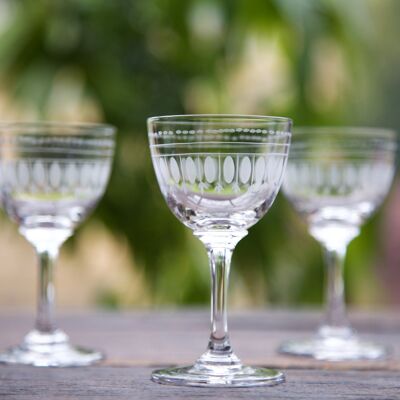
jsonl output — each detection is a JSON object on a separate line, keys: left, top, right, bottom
{"left": 90, "top": 163, "right": 99, "bottom": 186}
{"left": 382, "top": 165, "right": 394, "bottom": 189}
{"left": 267, "top": 156, "right": 282, "bottom": 184}
{"left": 18, "top": 162, "right": 30, "bottom": 188}
{"left": 49, "top": 162, "right": 62, "bottom": 188}
{"left": 359, "top": 164, "right": 370, "bottom": 190}
{"left": 158, "top": 158, "right": 170, "bottom": 182}
{"left": 254, "top": 157, "right": 265, "bottom": 183}
{"left": 7, "top": 163, "right": 17, "bottom": 187}
{"left": 346, "top": 165, "right": 356, "bottom": 188}
{"left": 81, "top": 163, "right": 92, "bottom": 187}
{"left": 99, "top": 163, "right": 111, "bottom": 185}
{"left": 185, "top": 157, "right": 197, "bottom": 184}
{"left": 298, "top": 162, "right": 308, "bottom": 185}
{"left": 330, "top": 165, "right": 340, "bottom": 187}
{"left": 196, "top": 157, "right": 203, "bottom": 180}
{"left": 371, "top": 164, "right": 381, "bottom": 185}
{"left": 284, "top": 164, "right": 295, "bottom": 188}
{"left": 315, "top": 165, "right": 323, "bottom": 187}
{"left": 33, "top": 161, "right": 46, "bottom": 187}
{"left": 239, "top": 156, "right": 251, "bottom": 184}
{"left": 223, "top": 156, "right": 235, "bottom": 184}
{"left": 66, "top": 163, "right": 78, "bottom": 188}
{"left": 204, "top": 156, "right": 217, "bottom": 183}
{"left": 169, "top": 157, "right": 181, "bottom": 183}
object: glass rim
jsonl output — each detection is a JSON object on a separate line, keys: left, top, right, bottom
{"left": 293, "top": 126, "right": 397, "bottom": 139}
{"left": 148, "top": 114, "right": 292, "bottom": 126}
{"left": 0, "top": 121, "right": 116, "bottom": 136}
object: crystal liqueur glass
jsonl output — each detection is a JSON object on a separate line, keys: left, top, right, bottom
{"left": 280, "top": 127, "right": 396, "bottom": 361}
{"left": 148, "top": 115, "right": 291, "bottom": 387}
{"left": 0, "top": 122, "right": 115, "bottom": 367}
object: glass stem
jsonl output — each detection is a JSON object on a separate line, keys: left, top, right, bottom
{"left": 35, "top": 248, "right": 58, "bottom": 334}
{"left": 20, "top": 226, "right": 71, "bottom": 335}
{"left": 195, "top": 230, "right": 247, "bottom": 363}
{"left": 320, "top": 243, "right": 352, "bottom": 337}
{"left": 207, "top": 246, "right": 232, "bottom": 353}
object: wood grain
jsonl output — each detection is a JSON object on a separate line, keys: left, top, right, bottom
{"left": 0, "top": 309, "right": 400, "bottom": 398}
{"left": 1, "top": 366, "right": 400, "bottom": 400}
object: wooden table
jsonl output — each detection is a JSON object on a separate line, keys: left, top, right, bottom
{"left": 1, "top": 309, "right": 400, "bottom": 399}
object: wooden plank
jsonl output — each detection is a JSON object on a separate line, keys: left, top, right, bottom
{"left": 1, "top": 309, "right": 400, "bottom": 369}
{"left": 1, "top": 365, "right": 400, "bottom": 399}
{"left": 1, "top": 310, "right": 400, "bottom": 399}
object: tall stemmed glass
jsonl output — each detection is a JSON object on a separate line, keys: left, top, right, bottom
{"left": 0, "top": 122, "right": 115, "bottom": 367}
{"left": 280, "top": 127, "right": 396, "bottom": 361}
{"left": 148, "top": 115, "right": 291, "bottom": 387}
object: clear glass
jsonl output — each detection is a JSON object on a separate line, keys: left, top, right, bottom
{"left": 280, "top": 127, "right": 396, "bottom": 361}
{"left": 148, "top": 114, "right": 291, "bottom": 387}
{"left": 0, "top": 122, "right": 115, "bottom": 367}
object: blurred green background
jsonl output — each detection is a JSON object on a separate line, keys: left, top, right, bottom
{"left": 0, "top": 0, "right": 399, "bottom": 310}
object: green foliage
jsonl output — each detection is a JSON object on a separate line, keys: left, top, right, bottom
{"left": 0, "top": 0, "right": 397, "bottom": 307}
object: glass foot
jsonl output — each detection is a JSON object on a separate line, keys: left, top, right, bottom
{"left": 279, "top": 334, "right": 388, "bottom": 361}
{"left": 151, "top": 350, "right": 284, "bottom": 387}
{"left": 0, "top": 329, "right": 104, "bottom": 367}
